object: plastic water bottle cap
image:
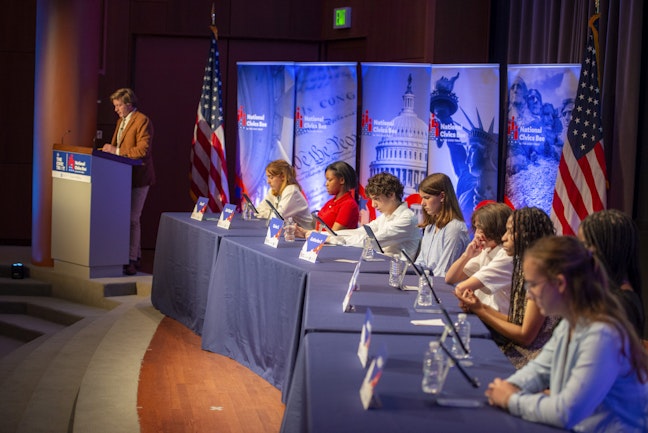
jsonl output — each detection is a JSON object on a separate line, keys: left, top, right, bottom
{"left": 458, "top": 313, "right": 467, "bottom": 321}
{"left": 428, "top": 341, "right": 440, "bottom": 350}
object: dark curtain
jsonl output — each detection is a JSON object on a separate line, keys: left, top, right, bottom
{"left": 499, "top": 0, "right": 644, "bottom": 215}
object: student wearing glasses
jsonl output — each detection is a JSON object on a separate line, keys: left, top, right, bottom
{"left": 486, "top": 235, "right": 648, "bottom": 432}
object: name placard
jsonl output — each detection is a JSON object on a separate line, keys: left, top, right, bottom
{"left": 357, "top": 308, "right": 373, "bottom": 368}
{"left": 191, "top": 197, "right": 209, "bottom": 221}
{"left": 264, "top": 217, "right": 284, "bottom": 248}
{"left": 360, "top": 344, "right": 387, "bottom": 410}
{"left": 217, "top": 204, "right": 237, "bottom": 229}
{"left": 299, "top": 231, "right": 328, "bottom": 263}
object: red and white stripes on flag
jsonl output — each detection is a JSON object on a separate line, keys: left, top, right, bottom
{"left": 550, "top": 14, "right": 607, "bottom": 236}
{"left": 190, "top": 28, "right": 229, "bottom": 212}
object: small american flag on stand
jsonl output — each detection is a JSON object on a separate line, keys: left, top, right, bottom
{"left": 550, "top": 13, "right": 607, "bottom": 235}
{"left": 190, "top": 22, "right": 229, "bottom": 212}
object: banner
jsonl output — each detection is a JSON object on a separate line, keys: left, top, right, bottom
{"left": 359, "top": 63, "right": 432, "bottom": 222}
{"left": 293, "top": 63, "right": 358, "bottom": 212}
{"left": 236, "top": 62, "right": 296, "bottom": 207}
{"left": 504, "top": 65, "right": 580, "bottom": 214}
{"left": 428, "top": 64, "right": 500, "bottom": 227}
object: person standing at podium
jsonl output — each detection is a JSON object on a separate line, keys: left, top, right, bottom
{"left": 100, "top": 88, "right": 155, "bottom": 275}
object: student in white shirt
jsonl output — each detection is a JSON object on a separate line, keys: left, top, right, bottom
{"left": 486, "top": 235, "right": 648, "bottom": 432}
{"left": 414, "top": 173, "right": 469, "bottom": 277}
{"left": 335, "top": 172, "right": 420, "bottom": 257}
{"left": 446, "top": 202, "right": 513, "bottom": 313}
{"left": 255, "top": 159, "right": 314, "bottom": 229}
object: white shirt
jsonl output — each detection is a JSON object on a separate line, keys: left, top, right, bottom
{"left": 336, "top": 202, "right": 420, "bottom": 257}
{"left": 415, "top": 219, "right": 469, "bottom": 277}
{"left": 463, "top": 245, "right": 512, "bottom": 312}
{"left": 255, "top": 184, "right": 314, "bottom": 229}
{"left": 116, "top": 109, "right": 136, "bottom": 154}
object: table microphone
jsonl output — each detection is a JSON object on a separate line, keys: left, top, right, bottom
{"left": 400, "top": 249, "right": 470, "bottom": 357}
{"left": 264, "top": 199, "right": 284, "bottom": 221}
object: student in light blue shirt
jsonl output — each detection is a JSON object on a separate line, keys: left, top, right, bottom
{"left": 415, "top": 173, "right": 469, "bottom": 277}
{"left": 486, "top": 236, "right": 648, "bottom": 432}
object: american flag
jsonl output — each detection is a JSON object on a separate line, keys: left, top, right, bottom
{"left": 190, "top": 27, "right": 229, "bottom": 212}
{"left": 550, "top": 14, "right": 607, "bottom": 235}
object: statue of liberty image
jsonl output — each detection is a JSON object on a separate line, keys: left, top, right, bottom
{"left": 459, "top": 108, "right": 498, "bottom": 223}
{"left": 429, "top": 72, "right": 484, "bottom": 212}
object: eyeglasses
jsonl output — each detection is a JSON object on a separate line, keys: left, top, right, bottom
{"left": 524, "top": 280, "right": 548, "bottom": 300}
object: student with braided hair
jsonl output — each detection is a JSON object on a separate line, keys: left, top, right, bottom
{"left": 456, "top": 207, "right": 558, "bottom": 368}
{"left": 578, "top": 209, "right": 645, "bottom": 338}
{"left": 486, "top": 235, "right": 648, "bottom": 432}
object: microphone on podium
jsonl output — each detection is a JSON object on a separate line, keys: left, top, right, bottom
{"left": 60, "top": 129, "right": 71, "bottom": 145}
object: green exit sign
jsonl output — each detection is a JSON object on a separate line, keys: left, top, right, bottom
{"left": 333, "top": 7, "right": 352, "bottom": 29}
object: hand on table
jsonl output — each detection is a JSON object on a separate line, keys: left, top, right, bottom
{"left": 485, "top": 378, "right": 520, "bottom": 409}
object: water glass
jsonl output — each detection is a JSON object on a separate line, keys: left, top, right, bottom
{"left": 362, "top": 236, "right": 374, "bottom": 260}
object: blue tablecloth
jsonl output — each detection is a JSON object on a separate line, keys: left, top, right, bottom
{"left": 303, "top": 271, "right": 492, "bottom": 338}
{"left": 151, "top": 212, "right": 266, "bottom": 334}
{"left": 281, "top": 332, "right": 566, "bottom": 433}
{"left": 199, "top": 236, "right": 399, "bottom": 397}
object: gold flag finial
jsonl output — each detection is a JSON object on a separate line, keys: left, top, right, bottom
{"left": 210, "top": 3, "right": 218, "bottom": 40}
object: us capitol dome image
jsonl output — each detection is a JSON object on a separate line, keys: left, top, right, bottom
{"left": 369, "top": 74, "right": 428, "bottom": 197}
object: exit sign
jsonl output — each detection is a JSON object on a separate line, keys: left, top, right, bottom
{"left": 333, "top": 7, "right": 352, "bottom": 29}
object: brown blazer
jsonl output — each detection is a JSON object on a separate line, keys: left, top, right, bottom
{"left": 110, "top": 110, "right": 155, "bottom": 187}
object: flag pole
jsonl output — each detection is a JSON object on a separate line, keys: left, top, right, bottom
{"left": 211, "top": 3, "right": 218, "bottom": 40}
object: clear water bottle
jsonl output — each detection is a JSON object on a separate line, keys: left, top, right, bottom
{"left": 422, "top": 341, "right": 449, "bottom": 394}
{"left": 284, "top": 217, "right": 296, "bottom": 242}
{"left": 388, "top": 254, "right": 404, "bottom": 287}
{"left": 416, "top": 270, "right": 433, "bottom": 306}
{"left": 451, "top": 313, "right": 471, "bottom": 359}
{"left": 242, "top": 201, "right": 254, "bottom": 220}
{"left": 362, "top": 236, "right": 374, "bottom": 260}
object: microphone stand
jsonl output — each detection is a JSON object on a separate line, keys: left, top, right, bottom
{"left": 438, "top": 338, "right": 480, "bottom": 388}
{"left": 401, "top": 250, "right": 471, "bottom": 359}
{"left": 264, "top": 199, "right": 284, "bottom": 221}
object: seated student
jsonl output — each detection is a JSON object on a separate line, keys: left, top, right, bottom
{"left": 456, "top": 207, "right": 557, "bottom": 368}
{"left": 297, "top": 161, "right": 359, "bottom": 239}
{"left": 335, "top": 172, "right": 420, "bottom": 257}
{"left": 414, "top": 173, "right": 469, "bottom": 277}
{"left": 486, "top": 236, "right": 648, "bottom": 432}
{"left": 578, "top": 209, "right": 645, "bottom": 338}
{"left": 446, "top": 202, "right": 513, "bottom": 313}
{"left": 255, "top": 159, "right": 314, "bottom": 229}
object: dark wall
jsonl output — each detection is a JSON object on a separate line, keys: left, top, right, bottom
{"left": 0, "top": 1, "right": 36, "bottom": 244}
{"left": 0, "top": 0, "right": 490, "bottom": 247}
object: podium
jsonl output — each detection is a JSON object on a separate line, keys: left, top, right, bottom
{"left": 51, "top": 144, "right": 140, "bottom": 278}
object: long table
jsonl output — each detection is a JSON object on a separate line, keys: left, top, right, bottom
{"left": 281, "top": 333, "right": 566, "bottom": 433}
{"left": 151, "top": 213, "right": 567, "bottom": 432}
{"left": 199, "top": 236, "right": 394, "bottom": 395}
{"left": 303, "top": 271, "right": 491, "bottom": 337}
{"left": 151, "top": 212, "right": 267, "bottom": 334}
